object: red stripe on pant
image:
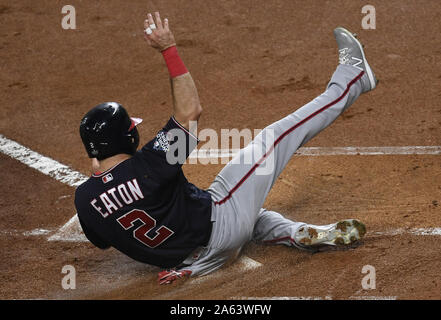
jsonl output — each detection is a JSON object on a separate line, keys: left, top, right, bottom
{"left": 214, "top": 70, "right": 364, "bottom": 206}
{"left": 263, "top": 236, "right": 295, "bottom": 245}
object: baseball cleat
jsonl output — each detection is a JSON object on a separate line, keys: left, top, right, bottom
{"left": 294, "top": 219, "right": 366, "bottom": 250}
{"left": 334, "top": 27, "right": 378, "bottom": 92}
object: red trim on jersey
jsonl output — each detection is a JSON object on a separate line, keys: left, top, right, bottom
{"left": 214, "top": 71, "right": 364, "bottom": 206}
{"left": 172, "top": 116, "right": 199, "bottom": 141}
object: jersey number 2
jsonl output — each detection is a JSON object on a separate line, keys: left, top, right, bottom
{"left": 117, "top": 209, "right": 174, "bottom": 248}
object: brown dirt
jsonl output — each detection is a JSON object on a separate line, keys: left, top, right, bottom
{"left": 336, "top": 221, "right": 349, "bottom": 232}
{"left": 308, "top": 228, "right": 319, "bottom": 238}
{"left": 1, "top": 0, "right": 440, "bottom": 300}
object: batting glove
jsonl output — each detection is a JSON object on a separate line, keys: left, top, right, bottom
{"left": 158, "top": 269, "right": 192, "bottom": 285}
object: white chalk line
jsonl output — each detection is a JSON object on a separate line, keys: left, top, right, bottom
{"left": 1, "top": 134, "right": 439, "bottom": 192}
{"left": 233, "top": 296, "right": 397, "bottom": 300}
{"left": 234, "top": 296, "right": 332, "bottom": 300}
{"left": 348, "top": 296, "right": 398, "bottom": 300}
{"left": 0, "top": 134, "right": 88, "bottom": 187}
{"left": 0, "top": 228, "right": 54, "bottom": 237}
{"left": 189, "top": 256, "right": 262, "bottom": 285}
{"left": 369, "top": 227, "right": 441, "bottom": 237}
{"left": 7, "top": 226, "right": 439, "bottom": 241}
{"left": 189, "top": 146, "right": 441, "bottom": 159}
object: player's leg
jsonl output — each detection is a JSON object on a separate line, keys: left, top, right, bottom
{"left": 251, "top": 209, "right": 306, "bottom": 249}
{"left": 208, "top": 29, "right": 377, "bottom": 217}
{"left": 181, "top": 206, "right": 367, "bottom": 277}
{"left": 252, "top": 208, "right": 367, "bottom": 250}
{"left": 204, "top": 63, "right": 366, "bottom": 263}
{"left": 209, "top": 63, "right": 365, "bottom": 212}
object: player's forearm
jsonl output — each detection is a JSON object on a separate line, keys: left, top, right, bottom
{"left": 162, "top": 46, "right": 202, "bottom": 129}
{"left": 171, "top": 73, "right": 202, "bottom": 128}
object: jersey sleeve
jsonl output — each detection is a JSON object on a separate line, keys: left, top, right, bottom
{"left": 138, "top": 116, "right": 198, "bottom": 180}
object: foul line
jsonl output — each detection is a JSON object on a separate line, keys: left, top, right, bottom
{"left": 370, "top": 227, "right": 441, "bottom": 237}
{"left": 0, "top": 134, "right": 88, "bottom": 187}
{"left": 233, "top": 296, "right": 397, "bottom": 300}
{"left": 189, "top": 146, "right": 441, "bottom": 159}
{"left": 8, "top": 226, "right": 440, "bottom": 241}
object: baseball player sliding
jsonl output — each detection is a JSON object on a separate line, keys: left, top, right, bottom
{"left": 75, "top": 12, "right": 377, "bottom": 285}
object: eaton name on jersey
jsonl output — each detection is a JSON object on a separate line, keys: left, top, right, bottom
{"left": 90, "top": 178, "right": 144, "bottom": 218}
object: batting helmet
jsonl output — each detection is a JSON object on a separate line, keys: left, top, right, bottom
{"left": 79, "top": 102, "right": 142, "bottom": 160}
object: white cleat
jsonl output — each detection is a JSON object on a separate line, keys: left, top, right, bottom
{"left": 294, "top": 219, "right": 367, "bottom": 251}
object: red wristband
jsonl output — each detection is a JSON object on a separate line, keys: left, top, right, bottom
{"left": 161, "top": 46, "right": 188, "bottom": 78}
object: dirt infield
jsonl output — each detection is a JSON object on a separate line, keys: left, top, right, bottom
{"left": 1, "top": 0, "right": 440, "bottom": 300}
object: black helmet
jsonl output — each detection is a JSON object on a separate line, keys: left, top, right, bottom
{"left": 79, "top": 102, "right": 142, "bottom": 160}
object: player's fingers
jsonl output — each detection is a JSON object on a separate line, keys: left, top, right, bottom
{"left": 164, "top": 18, "right": 169, "bottom": 31}
{"left": 143, "top": 19, "right": 151, "bottom": 37}
{"left": 147, "top": 13, "right": 155, "bottom": 28}
{"left": 144, "top": 14, "right": 158, "bottom": 38}
{"left": 154, "top": 12, "right": 163, "bottom": 30}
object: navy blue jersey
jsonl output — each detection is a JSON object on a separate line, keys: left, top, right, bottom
{"left": 74, "top": 117, "right": 213, "bottom": 268}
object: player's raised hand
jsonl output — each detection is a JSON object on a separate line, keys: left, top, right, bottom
{"left": 143, "top": 12, "right": 176, "bottom": 51}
